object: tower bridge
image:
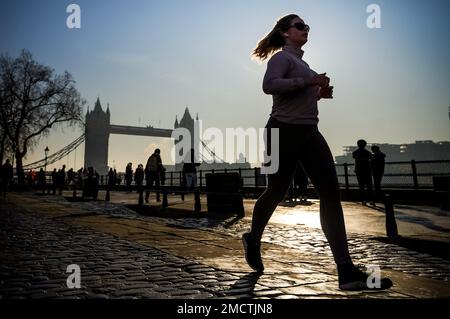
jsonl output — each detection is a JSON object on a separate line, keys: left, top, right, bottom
{"left": 84, "top": 98, "right": 196, "bottom": 174}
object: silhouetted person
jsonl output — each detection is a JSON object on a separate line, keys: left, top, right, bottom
{"left": 134, "top": 164, "right": 144, "bottom": 193}
{"left": 83, "top": 167, "right": 98, "bottom": 200}
{"left": 352, "top": 140, "right": 375, "bottom": 206}
{"left": 77, "top": 168, "right": 84, "bottom": 187}
{"left": 242, "top": 14, "right": 392, "bottom": 291}
{"left": 371, "top": 145, "right": 386, "bottom": 201}
{"left": 57, "top": 165, "right": 66, "bottom": 195}
{"left": 51, "top": 169, "right": 57, "bottom": 194}
{"left": 160, "top": 166, "right": 166, "bottom": 186}
{"left": 125, "top": 162, "right": 133, "bottom": 192}
{"left": 108, "top": 168, "right": 115, "bottom": 188}
{"left": 37, "top": 168, "right": 46, "bottom": 193}
{"left": 67, "top": 168, "right": 74, "bottom": 185}
{"left": 27, "top": 170, "right": 33, "bottom": 186}
{"left": 145, "top": 148, "right": 163, "bottom": 203}
{"left": 0, "top": 159, "right": 14, "bottom": 197}
{"left": 113, "top": 169, "right": 118, "bottom": 185}
{"left": 183, "top": 149, "right": 201, "bottom": 191}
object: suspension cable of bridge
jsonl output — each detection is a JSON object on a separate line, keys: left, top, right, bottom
{"left": 23, "top": 135, "right": 86, "bottom": 170}
{"left": 200, "top": 140, "right": 224, "bottom": 163}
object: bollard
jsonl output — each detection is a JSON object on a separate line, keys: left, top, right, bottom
{"left": 73, "top": 184, "right": 77, "bottom": 198}
{"left": 384, "top": 194, "right": 399, "bottom": 239}
{"left": 156, "top": 190, "right": 160, "bottom": 202}
{"left": 162, "top": 189, "right": 168, "bottom": 209}
{"left": 194, "top": 190, "right": 201, "bottom": 212}
{"left": 138, "top": 188, "right": 144, "bottom": 206}
{"left": 237, "top": 195, "right": 245, "bottom": 218}
{"left": 105, "top": 186, "right": 110, "bottom": 202}
{"left": 181, "top": 191, "right": 185, "bottom": 201}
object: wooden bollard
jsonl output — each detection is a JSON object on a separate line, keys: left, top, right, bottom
{"left": 138, "top": 188, "right": 144, "bottom": 206}
{"left": 384, "top": 194, "right": 399, "bottom": 239}
{"left": 194, "top": 190, "right": 201, "bottom": 212}
{"left": 105, "top": 185, "right": 110, "bottom": 201}
{"left": 162, "top": 189, "right": 168, "bottom": 208}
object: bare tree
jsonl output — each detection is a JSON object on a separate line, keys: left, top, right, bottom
{"left": 0, "top": 49, "right": 85, "bottom": 184}
{"left": 0, "top": 126, "right": 12, "bottom": 165}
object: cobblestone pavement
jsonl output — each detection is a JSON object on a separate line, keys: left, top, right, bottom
{"left": 39, "top": 194, "right": 450, "bottom": 282}
{"left": 1, "top": 194, "right": 450, "bottom": 299}
{"left": 0, "top": 208, "right": 259, "bottom": 299}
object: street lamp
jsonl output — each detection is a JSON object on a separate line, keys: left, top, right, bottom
{"left": 44, "top": 146, "right": 49, "bottom": 172}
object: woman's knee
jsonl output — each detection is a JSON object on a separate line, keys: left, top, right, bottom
{"left": 263, "top": 185, "right": 289, "bottom": 202}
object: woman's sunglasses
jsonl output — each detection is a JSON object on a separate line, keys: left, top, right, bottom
{"left": 290, "top": 22, "right": 310, "bottom": 32}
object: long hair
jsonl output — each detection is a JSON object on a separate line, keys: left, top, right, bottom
{"left": 252, "top": 14, "right": 299, "bottom": 61}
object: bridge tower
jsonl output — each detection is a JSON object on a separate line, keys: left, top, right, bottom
{"left": 84, "top": 98, "right": 110, "bottom": 174}
{"left": 174, "top": 107, "right": 199, "bottom": 170}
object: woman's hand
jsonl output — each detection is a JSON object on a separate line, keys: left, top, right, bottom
{"left": 307, "top": 73, "right": 330, "bottom": 88}
{"left": 319, "top": 86, "right": 334, "bottom": 99}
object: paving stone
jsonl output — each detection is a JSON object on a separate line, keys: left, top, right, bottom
{"left": 2, "top": 196, "right": 450, "bottom": 300}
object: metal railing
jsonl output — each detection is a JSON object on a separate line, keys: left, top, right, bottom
{"left": 18, "top": 159, "right": 450, "bottom": 191}
{"left": 336, "top": 160, "right": 450, "bottom": 190}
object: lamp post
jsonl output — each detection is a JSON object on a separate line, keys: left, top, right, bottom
{"left": 44, "top": 146, "right": 49, "bottom": 172}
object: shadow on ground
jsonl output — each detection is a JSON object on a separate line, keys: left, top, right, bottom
{"left": 126, "top": 204, "right": 244, "bottom": 226}
{"left": 373, "top": 236, "right": 450, "bottom": 261}
{"left": 218, "top": 272, "right": 263, "bottom": 297}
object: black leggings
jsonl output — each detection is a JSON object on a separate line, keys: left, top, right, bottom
{"left": 251, "top": 117, "right": 352, "bottom": 265}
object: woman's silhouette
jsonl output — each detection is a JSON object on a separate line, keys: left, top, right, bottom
{"left": 242, "top": 14, "right": 392, "bottom": 290}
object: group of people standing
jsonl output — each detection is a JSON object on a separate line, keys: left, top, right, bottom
{"left": 119, "top": 148, "right": 201, "bottom": 203}
{"left": 352, "top": 139, "right": 386, "bottom": 205}
{"left": 117, "top": 148, "right": 166, "bottom": 203}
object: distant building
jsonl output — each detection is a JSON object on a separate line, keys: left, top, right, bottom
{"left": 335, "top": 140, "right": 450, "bottom": 164}
{"left": 84, "top": 98, "right": 110, "bottom": 175}
{"left": 173, "top": 108, "right": 251, "bottom": 172}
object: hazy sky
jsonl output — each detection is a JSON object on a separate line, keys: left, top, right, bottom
{"left": 1, "top": 0, "right": 449, "bottom": 171}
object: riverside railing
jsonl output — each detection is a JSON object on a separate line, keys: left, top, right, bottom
{"left": 19, "top": 159, "right": 450, "bottom": 191}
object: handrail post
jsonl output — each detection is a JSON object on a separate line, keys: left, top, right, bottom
{"left": 105, "top": 184, "right": 110, "bottom": 201}
{"left": 138, "top": 187, "right": 144, "bottom": 205}
{"left": 194, "top": 189, "right": 201, "bottom": 212}
{"left": 162, "top": 188, "right": 168, "bottom": 208}
{"left": 384, "top": 194, "right": 399, "bottom": 240}
{"left": 411, "top": 160, "right": 419, "bottom": 190}
{"left": 343, "top": 163, "right": 350, "bottom": 191}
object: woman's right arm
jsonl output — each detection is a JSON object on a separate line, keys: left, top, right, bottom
{"left": 263, "top": 53, "right": 303, "bottom": 94}
{"left": 263, "top": 53, "right": 330, "bottom": 95}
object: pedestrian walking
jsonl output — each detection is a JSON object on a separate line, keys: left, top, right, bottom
{"left": 242, "top": 14, "right": 392, "bottom": 290}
